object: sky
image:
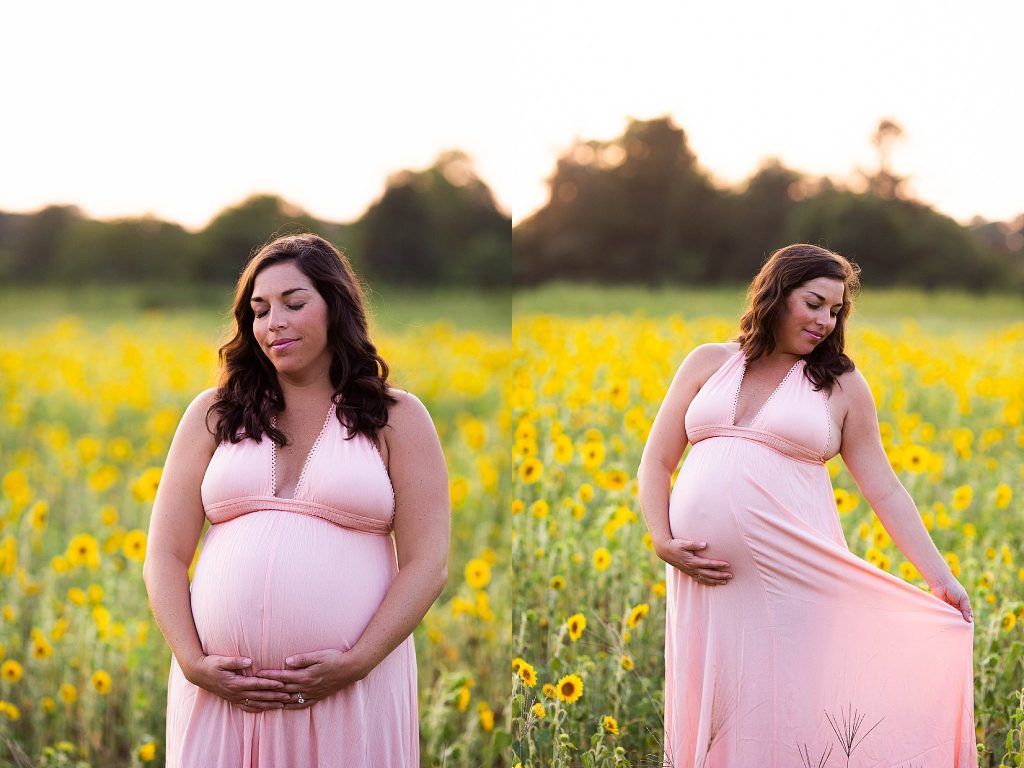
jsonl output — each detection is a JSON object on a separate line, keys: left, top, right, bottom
{"left": 2, "top": 1, "right": 509, "bottom": 231}
{"left": 3, "top": 1, "right": 1021, "bottom": 231}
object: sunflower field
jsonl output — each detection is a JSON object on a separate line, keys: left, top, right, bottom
{"left": 0, "top": 307, "right": 510, "bottom": 767}
{"left": 511, "top": 310, "right": 1024, "bottom": 768}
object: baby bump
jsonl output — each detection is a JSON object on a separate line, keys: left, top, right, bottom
{"left": 668, "top": 442, "right": 750, "bottom": 563}
{"left": 189, "top": 511, "right": 397, "bottom": 668}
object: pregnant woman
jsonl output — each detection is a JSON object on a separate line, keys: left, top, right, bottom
{"left": 143, "top": 233, "right": 450, "bottom": 767}
{"left": 637, "top": 244, "right": 977, "bottom": 766}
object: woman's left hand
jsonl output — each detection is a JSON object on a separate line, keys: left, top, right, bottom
{"left": 930, "top": 577, "right": 974, "bottom": 623}
{"left": 257, "top": 648, "right": 373, "bottom": 709}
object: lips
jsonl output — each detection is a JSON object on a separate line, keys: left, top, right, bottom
{"left": 804, "top": 330, "right": 823, "bottom": 341}
{"left": 270, "top": 338, "right": 298, "bottom": 348}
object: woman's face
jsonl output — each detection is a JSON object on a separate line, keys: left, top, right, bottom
{"left": 777, "top": 276, "right": 845, "bottom": 354}
{"left": 250, "top": 261, "right": 332, "bottom": 378}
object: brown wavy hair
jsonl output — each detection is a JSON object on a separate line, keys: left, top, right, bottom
{"left": 207, "top": 233, "right": 397, "bottom": 447}
{"left": 735, "top": 243, "right": 861, "bottom": 393}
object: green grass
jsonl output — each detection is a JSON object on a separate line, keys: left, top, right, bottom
{"left": 0, "top": 283, "right": 512, "bottom": 335}
{"left": 514, "top": 281, "right": 1024, "bottom": 333}
{"left": 4, "top": 281, "right": 1019, "bottom": 337}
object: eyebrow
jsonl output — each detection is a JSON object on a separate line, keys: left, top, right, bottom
{"left": 806, "top": 290, "right": 843, "bottom": 309}
{"left": 250, "top": 287, "right": 310, "bottom": 304}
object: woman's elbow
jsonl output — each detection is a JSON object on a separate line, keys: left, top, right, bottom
{"left": 433, "top": 562, "right": 448, "bottom": 600}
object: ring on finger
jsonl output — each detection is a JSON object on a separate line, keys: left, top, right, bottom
{"left": 243, "top": 698, "right": 249, "bottom": 706}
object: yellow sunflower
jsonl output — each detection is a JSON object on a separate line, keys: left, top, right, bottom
{"left": 556, "top": 673, "right": 584, "bottom": 704}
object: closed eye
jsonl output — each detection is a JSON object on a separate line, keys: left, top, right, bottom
{"left": 807, "top": 302, "right": 839, "bottom": 317}
{"left": 254, "top": 304, "right": 305, "bottom": 319}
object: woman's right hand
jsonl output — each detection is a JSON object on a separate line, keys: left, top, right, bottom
{"left": 655, "top": 538, "right": 733, "bottom": 586}
{"left": 184, "top": 654, "right": 295, "bottom": 712}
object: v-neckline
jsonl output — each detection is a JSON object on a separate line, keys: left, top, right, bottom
{"left": 269, "top": 402, "right": 335, "bottom": 501}
{"left": 731, "top": 353, "right": 803, "bottom": 428}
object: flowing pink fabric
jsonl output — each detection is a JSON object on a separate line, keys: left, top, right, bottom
{"left": 165, "top": 403, "right": 418, "bottom": 768}
{"left": 665, "top": 349, "right": 976, "bottom": 767}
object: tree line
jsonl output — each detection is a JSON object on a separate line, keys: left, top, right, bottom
{"left": 0, "top": 150, "right": 511, "bottom": 288}
{"left": 514, "top": 116, "right": 1024, "bottom": 290}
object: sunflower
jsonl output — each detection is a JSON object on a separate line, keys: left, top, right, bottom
{"left": 1, "top": 660, "right": 23, "bottom": 683}
{"left": 553, "top": 435, "right": 573, "bottom": 464}
{"left": 122, "top": 530, "right": 147, "bottom": 563}
{"left": 30, "top": 629, "right": 52, "bottom": 660}
{"left": 626, "top": 603, "right": 649, "bottom": 629}
{"left": 517, "top": 458, "right": 543, "bottom": 484}
{"left": 518, "top": 661, "right": 537, "bottom": 687}
{"left": 138, "top": 743, "right": 157, "bottom": 762}
{"left": 602, "top": 715, "right": 619, "bottom": 735}
{"left": 92, "top": 670, "right": 112, "bottom": 694}
{"left": 566, "top": 612, "right": 586, "bottom": 641}
{"left": 995, "top": 483, "right": 1012, "bottom": 509}
{"left": 66, "top": 533, "right": 101, "bottom": 569}
{"left": 464, "top": 558, "right": 491, "bottom": 589}
{"left": 556, "top": 673, "right": 583, "bottom": 704}
{"left": 952, "top": 484, "right": 973, "bottom": 511}
{"left": 581, "top": 441, "right": 605, "bottom": 470}
{"left": 58, "top": 683, "right": 78, "bottom": 704}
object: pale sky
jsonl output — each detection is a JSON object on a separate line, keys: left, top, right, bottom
{"left": 3, "top": 1, "right": 1021, "bottom": 231}
{"left": 2, "top": 1, "right": 510, "bottom": 231}
{"left": 513, "top": 0, "right": 1023, "bottom": 226}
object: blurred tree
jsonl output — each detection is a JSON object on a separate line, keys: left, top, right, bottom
{"left": 854, "top": 117, "right": 909, "bottom": 201}
{"left": 785, "top": 189, "right": 1003, "bottom": 289}
{"left": 514, "top": 114, "right": 1014, "bottom": 291}
{"left": 360, "top": 150, "right": 511, "bottom": 286}
{"left": 714, "top": 158, "right": 807, "bottom": 282}
{"left": 191, "top": 195, "right": 325, "bottom": 282}
{"left": 53, "top": 216, "right": 194, "bottom": 283}
{"left": 515, "top": 116, "right": 724, "bottom": 285}
{"left": 6, "top": 205, "right": 83, "bottom": 282}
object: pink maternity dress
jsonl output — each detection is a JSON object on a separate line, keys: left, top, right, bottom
{"left": 165, "top": 402, "right": 418, "bottom": 768}
{"left": 665, "top": 349, "right": 976, "bottom": 767}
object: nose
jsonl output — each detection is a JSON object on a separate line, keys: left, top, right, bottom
{"left": 267, "top": 305, "right": 287, "bottom": 330}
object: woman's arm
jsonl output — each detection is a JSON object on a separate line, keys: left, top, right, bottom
{"left": 838, "top": 369, "right": 972, "bottom": 624}
{"left": 143, "top": 388, "right": 219, "bottom": 675}
{"left": 344, "top": 389, "right": 450, "bottom": 672}
{"left": 262, "top": 389, "right": 450, "bottom": 700}
{"left": 637, "top": 344, "right": 734, "bottom": 584}
{"left": 143, "top": 389, "right": 290, "bottom": 710}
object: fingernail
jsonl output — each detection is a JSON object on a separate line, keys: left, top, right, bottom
{"left": 242, "top": 659, "right": 251, "bottom": 666}
{"left": 286, "top": 657, "right": 294, "bottom": 665}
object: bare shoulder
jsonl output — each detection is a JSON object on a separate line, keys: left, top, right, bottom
{"left": 677, "top": 342, "right": 739, "bottom": 388}
{"left": 378, "top": 388, "right": 446, "bottom": 484}
{"left": 830, "top": 365, "right": 874, "bottom": 431}
{"left": 178, "top": 387, "right": 221, "bottom": 455}
{"left": 833, "top": 366, "right": 873, "bottom": 402}
{"left": 384, "top": 387, "right": 432, "bottom": 424}
{"left": 380, "top": 388, "right": 436, "bottom": 450}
